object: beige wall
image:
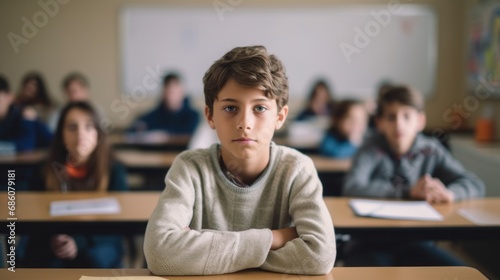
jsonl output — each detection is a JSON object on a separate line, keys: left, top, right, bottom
{"left": 2, "top": 0, "right": 491, "bottom": 135}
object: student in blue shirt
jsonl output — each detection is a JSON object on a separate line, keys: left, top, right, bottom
{"left": 0, "top": 75, "right": 52, "bottom": 153}
{"left": 319, "top": 99, "right": 367, "bottom": 158}
{"left": 128, "top": 73, "right": 200, "bottom": 143}
{"left": 295, "top": 79, "right": 334, "bottom": 121}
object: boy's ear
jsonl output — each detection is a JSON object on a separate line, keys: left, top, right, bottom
{"left": 204, "top": 106, "right": 216, "bottom": 129}
{"left": 417, "top": 112, "right": 427, "bottom": 131}
{"left": 275, "top": 105, "right": 289, "bottom": 130}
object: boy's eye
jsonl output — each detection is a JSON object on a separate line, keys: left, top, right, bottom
{"left": 254, "top": 105, "right": 268, "bottom": 113}
{"left": 223, "top": 106, "right": 237, "bottom": 113}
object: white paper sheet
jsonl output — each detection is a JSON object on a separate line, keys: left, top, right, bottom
{"left": 349, "top": 199, "right": 443, "bottom": 221}
{"left": 459, "top": 208, "right": 500, "bottom": 225}
{"left": 50, "top": 197, "right": 121, "bottom": 216}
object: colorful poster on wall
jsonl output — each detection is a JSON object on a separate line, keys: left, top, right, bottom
{"left": 467, "top": 1, "right": 500, "bottom": 96}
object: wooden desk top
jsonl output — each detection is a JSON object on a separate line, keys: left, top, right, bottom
{"left": 0, "top": 267, "right": 488, "bottom": 280}
{"left": 326, "top": 197, "right": 500, "bottom": 239}
{"left": 0, "top": 150, "right": 46, "bottom": 165}
{"left": 2, "top": 193, "right": 499, "bottom": 226}
{"left": 326, "top": 197, "right": 500, "bottom": 228}
{"left": 0, "top": 192, "right": 158, "bottom": 222}
{"left": 1, "top": 193, "right": 499, "bottom": 238}
{"left": 109, "top": 134, "right": 190, "bottom": 149}
{"left": 0, "top": 148, "right": 349, "bottom": 173}
{"left": 116, "top": 150, "right": 350, "bottom": 173}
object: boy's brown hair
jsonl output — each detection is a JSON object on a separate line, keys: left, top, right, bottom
{"left": 376, "top": 85, "right": 424, "bottom": 117}
{"left": 203, "top": 45, "right": 288, "bottom": 115}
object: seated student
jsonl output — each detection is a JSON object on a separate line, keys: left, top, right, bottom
{"left": 48, "top": 72, "right": 101, "bottom": 131}
{"left": 21, "top": 102, "right": 127, "bottom": 268}
{"left": 127, "top": 73, "right": 199, "bottom": 143}
{"left": 319, "top": 99, "right": 368, "bottom": 158}
{"left": 143, "top": 46, "right": 336, "bottom": 275}
{"left": 295, "top": 79, "right": 334, "bottom": 121}
{"left": 0, "top": 74, "right": 52, "bottom": 153}
{"left": 342, "top": 86, "right": 485, "bottom": 267}
{"left": 15, "top": 71, "right": 55, "bottom": 124}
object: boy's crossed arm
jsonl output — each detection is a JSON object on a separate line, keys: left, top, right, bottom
{"left": 260, "top": 166, "right": 336, "bottom": 275}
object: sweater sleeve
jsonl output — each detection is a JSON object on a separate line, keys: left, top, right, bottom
{"left": 260, "top": 157, "right": 336, "bottom": 275}
{"left": 433, "top": 146, "right": 485, "bottom": 200}
{"left": 143, "top": 155, "right": 273, "bottom": 276}
{"left": 343, "top": 145, "right": 400, "bottom": 198}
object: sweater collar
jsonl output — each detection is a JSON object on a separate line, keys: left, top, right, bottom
{"left": 210, "top": 142, "right": 276, "bottom": 193}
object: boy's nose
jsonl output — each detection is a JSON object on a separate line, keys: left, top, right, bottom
{"left": 237, "top": 109, "right": 253, "bottom": 130}
{"left": 395, "top": 117, "right": 405, "bottom": 129}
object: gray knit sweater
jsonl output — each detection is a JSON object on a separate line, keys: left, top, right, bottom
{"left": 144, "top": 142, "right": 336, "bottom": 275}
{"left": 343, "top": 133, "right": 485, "bottom": 200}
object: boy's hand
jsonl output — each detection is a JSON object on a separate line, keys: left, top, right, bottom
{"left": 410, "top": 175, "right": 429, "bottom": 199}
{"left": 271, "top": 227, "right": 298, "bottom": 250}
{"left": 410, "top": 175, "right": 454, "bottom": 203}
{"left": 50, "top": 234, "right": 78, "bottom": 260}
{"left": 424, "top": 178, "right": 454, "bottom": 203}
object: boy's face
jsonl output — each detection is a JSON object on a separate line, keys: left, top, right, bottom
{"left": 163, "top": 81, "right": 184, "bottom": 112}
{"left": 376, "top": 102, "right": 426, "bottom": 155}
{"left": 205, "top": 79, "right": 288, "bottom": 161}
{"left": 65, "top": 81, "right": 89, "bottom": 102}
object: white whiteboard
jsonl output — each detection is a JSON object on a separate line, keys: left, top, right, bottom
{"left": 120, "top": 5, "right": 437, "bottom": 100}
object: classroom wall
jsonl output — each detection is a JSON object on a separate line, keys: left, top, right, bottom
{"left": 0, "top": 0, "right": 474, "bottom": 132}
{"left": 464, "top": 0, "right": 500, "bottom": 140}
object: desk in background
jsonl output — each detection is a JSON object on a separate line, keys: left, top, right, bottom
{"left": 115, "top": 150, "right": 350, "bottom": 194}
{"left": 109, "top": 134, "right": 190, "bottom": 151}
{"left": 0, "top": 149, "right": 350, "bottom": 194}
{"left": 327, "top": 197, "right": 500, "bottom": 240}
{"left": 0, "top": 267, "right": 488, "bottom": 280}
{"left": 1, "top": 193, "right": 499, "bottom": 240}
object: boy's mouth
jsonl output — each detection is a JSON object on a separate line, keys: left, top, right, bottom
{"left": 233, "top": 137, "right": 256, "bottom": 143}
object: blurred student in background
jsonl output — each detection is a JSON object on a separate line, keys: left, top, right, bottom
{"left": 342, "top": 86, "right": 484, "bottom": 267}
{"left": 0, "top": 75, "right": 52, "bottom": 153}
{"left": 127, "top": 73, "right": 200, "bottom": 143}
{"left": 48, "top": 72, "right": 98, "bottom": 131}
{"left": 15, "top": 71, "right": 55, "bottom": 123}
{"left": 21, "top": 102, "right": 127, "bottom": 268}
{"left": 295, "top": 79, "right": 334, "bottom": 121}
{"left": 288, "top": 79, "right": 335, "bottom": 149}
{"left": 319, "top": 99, "right": 367, "bottom": 158}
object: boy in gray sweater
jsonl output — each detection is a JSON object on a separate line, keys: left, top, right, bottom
{"left": 144, "top": 46, "right": 336, "bottom": 275}
{"left": 342, "top": 85, "right": 484, "bottom": 267}
{"left": 344, "top": 86, "right": 484, "bottom": 202}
